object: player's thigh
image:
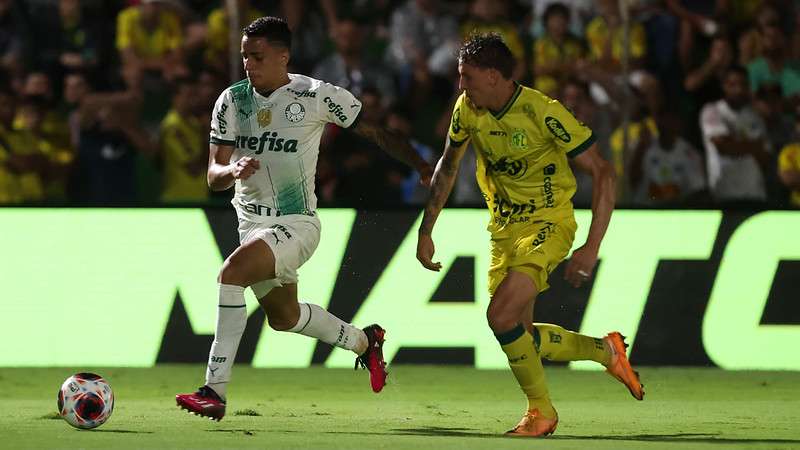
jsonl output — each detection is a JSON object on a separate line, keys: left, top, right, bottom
{"left": 236, "top": 216, "right": 321, "bottom": 288}
{"left": 219, "top": 239, "right": 277, "bottom": 286}
{"left": 257, "top": 283, "right": 300, "bottom": 331}
{"left": 508, "top": 218, "right": 576, "bottom": 293}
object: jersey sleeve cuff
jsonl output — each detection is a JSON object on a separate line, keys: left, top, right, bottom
{"left": 449, "top": 136, "right": 467, "bottom": 147}
{"left": 210, "top": 136, "right": 236, "bottom": 146}
{"left": 566, "top": 132, "right": 596, "bottom": 159}
{"left": 345, "top": 110, "right": 362, "bottom": 129}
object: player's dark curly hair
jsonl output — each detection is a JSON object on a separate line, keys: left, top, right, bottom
{"left": 243, "top": 16, "right": 292, "bottom": 49}
{"left": 457, "top": 33, "right": 514, "bottom": 79}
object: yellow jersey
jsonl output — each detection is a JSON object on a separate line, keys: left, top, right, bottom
{"left": 159, "top": 110, "right": 208, "bottom": 203}
{"left": 448, "top": 84, "right": 595, "bottom": 237}
{"left": 116, "top": 6, "right": 182, "bottom": 58}
{"left": 779, "top": 143, "right": 800, "bottom": 207}
{"left": 532, "top": 34, "right": 585, "bottom": 95}
{"left": 585, "top": 16, "right": 646, "bottom": 63}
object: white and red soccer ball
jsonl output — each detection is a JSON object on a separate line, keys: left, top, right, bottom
{"left": 57, "top": 373, "right": 114, "bottom": 429}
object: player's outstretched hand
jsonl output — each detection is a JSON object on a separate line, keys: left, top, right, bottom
{"left": 233, "top": 156, "right": 260, "bottom": 180}
{"left": 416, "top": 233, "right": 442, "bottom": 271}
{"left": 564, "top": 244, "right": 598, "bottom": 288}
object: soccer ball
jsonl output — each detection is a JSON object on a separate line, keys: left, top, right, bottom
{"left": 57, "top": 373, "right": 114, "bottom": 429}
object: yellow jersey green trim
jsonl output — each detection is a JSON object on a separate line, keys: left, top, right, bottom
{"left": 566, "top": 132, "right": 596, "bottom": 159}
{"left": 490, "top": 83, "right": 523, "bottom": 120}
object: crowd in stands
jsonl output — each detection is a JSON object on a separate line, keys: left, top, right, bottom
{"left": 1, "top": 0, "right": 799, "bottom": 208}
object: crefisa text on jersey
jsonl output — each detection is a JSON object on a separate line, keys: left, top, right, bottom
{"left": 235, "top": 132, "right": 299, "bottom": 153}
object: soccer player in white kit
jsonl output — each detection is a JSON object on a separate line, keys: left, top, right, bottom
{"left": 176, "top": 17, "right": 432, "bottom": 421}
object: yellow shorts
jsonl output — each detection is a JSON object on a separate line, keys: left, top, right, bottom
{"left": 488, "top": 216, "right": 577, "bottom": 295}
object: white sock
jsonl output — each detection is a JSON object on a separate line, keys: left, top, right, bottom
{"left": 205, "top": 283, "right": 247, "bottom": 400}
{"left": 288, "top": 302, "right": 368, "bottom": 355}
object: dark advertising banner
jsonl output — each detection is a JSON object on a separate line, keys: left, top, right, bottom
{"left": 1, "top": 208, "right": 797, "bottom": 369}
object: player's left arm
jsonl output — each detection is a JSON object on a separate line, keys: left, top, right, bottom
{"left": 351, "top": 120, "right": 434, "bottom": 185}
{"left": 564, "top": 144, "right": 616, "bottom": 288}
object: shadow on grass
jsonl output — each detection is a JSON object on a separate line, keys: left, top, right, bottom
{"left": 90, "top": 429, "right": 154, "bottom": 434}
{"left": 207, "top": 429, "right": 259, "bottom": 436}
{"left": 304, "top": 427, "right": 800, "bottom": 445}
{"left": 551, "top": 433, "right": 800, "bottom": 445}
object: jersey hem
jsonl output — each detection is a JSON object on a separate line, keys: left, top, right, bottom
{"left": 210, "top": 137, "right": 236, "bottom": 146}
{"left": 566, "top": 132, "right": 596, "bottom": 159}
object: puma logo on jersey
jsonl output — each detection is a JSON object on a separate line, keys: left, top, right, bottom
{"left": 235, "top": 132, "right": 298, "bottom": 153}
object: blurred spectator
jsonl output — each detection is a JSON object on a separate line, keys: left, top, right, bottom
{"left": 746, "top": 17, "right": 800, "bottom": 99}
{"left": 664, "top": 0, "right": 722, "bottom": 69}
{"left": 685, "top": 32, "right": 736, "bottom": 106}
{"left": 203, "top": 0, "right": 264, "bottom": 76}
{"left": 700, "top": 66, "right": 771, "bottom": 203}
{"left": 282, "top": 0, "right": 330, "bottom": 75}
{"left": 529, "top": 0, "right": 596, "bottom": 38}
{"left": 384, "top": 105, "right": 436, "bottom": 205}
{"left": 609, "top": 98, "right": 658, "bottom": 203}
{"left": 385, "top": 0, "right": 460, "bottom": 88}
{"left": 69, "top": 72, "right": 156, "bottom": 204}
{"left": 461, "top": 0, "right": 526, "bottom": 81}
{"left": 116, "top": 0, "right": 187, "bottom": 82}
{"left": 584, "top": 0, "right": 648, "bottom": 73}
{"left": 629, "top": 109, "right": 707, "bottom": 205}
{"left": 532, "top": 3, "right": 585, "bottom": 97}
{"left": 753, "top": 83, "right": 795, "bottom": 152}
{"left": 0, "top": 0, "right": 30, "bottom": 87}
{"left": 313, "top": 17, "right": 396, "bottom": 105}
{"left": 321, "top": 88, "right": 406, "bottom": 206}
{"left": 62, "top": 71, "right": 89, "bottom": 150}
{"left": 14, "top": 72, "right": 72, "bottom": 154}
{"left": 15, "top": 96, "right": 73, "bottom": 200}
{"left": 0, "top": 89, "right": 49, "bottom": 203}
{"left": 738, "top": 2, "right": 781, "bottom": 66}
{"left": 561, "top": 78, "right": 614, "bottom": 207}
{"left": 580, "top": 0, "right": 661, "bottom": 114}
{"left": 778, "top": 112, "right": 800, "bottom": 207}
{"left": 159, "top": 76, "right": 207, "bottom": 203}
{"left": 32, "top": 0, "right": 103, "bottom": 82}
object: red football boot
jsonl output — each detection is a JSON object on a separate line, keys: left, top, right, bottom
{"left": 355, "top": 324, "right": 388, "bottom": 393}
{"left": 176, "top": 385, "right": 226, "bottom": 421}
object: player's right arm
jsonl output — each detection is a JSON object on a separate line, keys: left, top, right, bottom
{"left": 207, "top": 143, "right": 260, "bottom": 191}
{"left": 416, "top": 136, "right": 469, "bottom": 271}
{"left": 206, "top": 89, "right": 258, "bottom": 191}
{"left": 417, "top": 94, "right": 473, "bottom": 271}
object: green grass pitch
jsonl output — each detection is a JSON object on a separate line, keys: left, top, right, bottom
{"left": 2, "top": 365, "right": 799, "bottom": 449}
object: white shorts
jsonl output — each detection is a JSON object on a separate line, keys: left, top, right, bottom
{"left": 237, "top": 213, "right": 321, "bottom": 298}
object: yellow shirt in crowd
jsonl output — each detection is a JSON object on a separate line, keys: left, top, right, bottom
{"left": 116, "top": 6, "right": 182, "bottom": 58}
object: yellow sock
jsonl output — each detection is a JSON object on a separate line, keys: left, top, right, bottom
{"left": 495, "top": 324, "right": 556, "bottom": 418}
{"left": 533, "top": 323, "right": 611, "bottom": 366}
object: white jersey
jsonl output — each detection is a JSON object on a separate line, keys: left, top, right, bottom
{"left": 210, "top": 73, "right": 362, "bottom": 222}
{"left": 699, "top": 99, "right": 768, "bottom": 201}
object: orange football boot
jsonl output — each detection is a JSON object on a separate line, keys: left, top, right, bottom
{"left": 604, "top": 332, "right": 645, "bottom": 400}
{"left": 505, "top": 408, "right": 559, "bottom": 437}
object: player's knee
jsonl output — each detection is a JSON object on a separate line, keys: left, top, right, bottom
{"left": 217, "top": 258, "right": 248, "bottom": 286}
{"left": 486, "top": 304, "right": 516, "bottom": 333}
{"left": 266, "top": 314, "right": 296, "bottom": 331}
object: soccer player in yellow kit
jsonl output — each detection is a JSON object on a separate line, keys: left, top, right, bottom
{"left": 417, "top": 34, "right": 644, "bottom": 437}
